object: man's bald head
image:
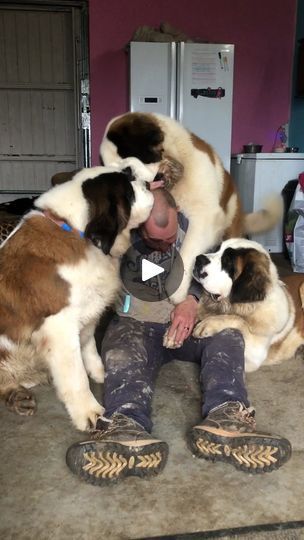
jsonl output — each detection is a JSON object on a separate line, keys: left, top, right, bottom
{"left": 141, "top": 189, "right": 178, "bottom": 252}
{"left": 146, "top": 188, "right": 177, "bottom": 226}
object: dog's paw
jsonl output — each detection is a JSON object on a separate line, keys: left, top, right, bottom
{"left": 193, "top": 319, "right": 218, "bottom": 338}
{"left": 69, "top": 394, "right": 104, "bottom": 431}
{"left": 5, "top": 388, "right": 37, "bottom": 416}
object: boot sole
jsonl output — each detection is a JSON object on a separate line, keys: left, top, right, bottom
{"left": 66, "top": 440, "right": 169, "bottom": 486}
{"left": 188, "top": 429, "right": 292, "bottom": 474}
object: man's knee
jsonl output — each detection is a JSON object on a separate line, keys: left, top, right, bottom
{"left": 213, "top": 328, "right": 245, "bottom": 347}
{"left": 103, "top": 348, "right": 133, "bottom": 371}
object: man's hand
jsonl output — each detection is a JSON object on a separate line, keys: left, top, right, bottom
{"left": 163, "top": 295, "right": 198, "bottom": 348}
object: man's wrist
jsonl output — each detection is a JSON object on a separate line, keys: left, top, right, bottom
{"left": 187, "top": 294, "right": 199, "bottom": 303}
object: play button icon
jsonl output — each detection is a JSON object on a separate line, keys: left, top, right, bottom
{"left": 120, "top": 239, "right": 184, "bottom": 302}
{"left": 142, "top": 259, "right": 164, "bottom": 282}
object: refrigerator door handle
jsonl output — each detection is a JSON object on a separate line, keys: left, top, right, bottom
{"left": 176, "top": 42, "right": 185, "bottom": 122}
{"left": 169, "top": 42, "right": 177, "bottom": 119}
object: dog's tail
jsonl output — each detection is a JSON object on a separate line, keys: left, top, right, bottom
{"left": 244, "top": 195, "right": 284, "bottom": 235}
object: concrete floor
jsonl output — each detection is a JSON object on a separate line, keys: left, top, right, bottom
{"left": 1, "top": 256, "right": 304, "bottom": 539}
{"left": 1, "top": 353, "right": 304, "bottom": 539}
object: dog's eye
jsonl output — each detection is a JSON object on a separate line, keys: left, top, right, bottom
{"left": 201, "top": 271, "right": 208, "bottom": 279}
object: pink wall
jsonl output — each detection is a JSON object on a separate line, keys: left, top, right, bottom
{"left": 89, "top": 0, "right": 297, "bottom": 165}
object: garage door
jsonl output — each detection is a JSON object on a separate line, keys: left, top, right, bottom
{"left": 0, "top": 3, "right": 87, "bottom": 202}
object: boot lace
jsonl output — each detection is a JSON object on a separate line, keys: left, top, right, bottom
{"left": 236, "top": 402, "right": 256, "bottom": 428}
{"left": 90, "top": 413, "right": 138, "bottom": 439}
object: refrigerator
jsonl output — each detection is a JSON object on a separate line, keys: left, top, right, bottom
{"left": 231, "top": 153, "right": 304, "bottom": 252}
{"left": 129, "top": 41, "right": 234, "bottom": 171}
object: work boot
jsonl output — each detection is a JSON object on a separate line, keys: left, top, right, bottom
{"left": 188, "top": 401, "right": 291, "bottom": 474}
{"left": 66, "top": 413, "right": 169, "bottom": 486}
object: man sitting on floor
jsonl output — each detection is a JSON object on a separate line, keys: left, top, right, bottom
{"left": 66, "top": 188, "right": 292, "bottom": 486}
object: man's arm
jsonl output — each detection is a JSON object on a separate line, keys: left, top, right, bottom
{"left": 188, "top": 278, "right": 203, "bottom": 303}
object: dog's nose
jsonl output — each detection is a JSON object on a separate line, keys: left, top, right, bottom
{"left": 211, "top": 293, "right": 221, "bottom": 301}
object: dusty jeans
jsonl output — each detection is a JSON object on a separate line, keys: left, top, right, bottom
{"left": 101, "top": 315, "right": 249, "bottom": 432}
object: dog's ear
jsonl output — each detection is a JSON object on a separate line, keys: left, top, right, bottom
{"left": 193, "top": 254, "right": 210, "bottom": 282}
{"left": 220, "top": 247, "right": 237, "bottom": 279}
{"left": 84, "top": 198, "right": 119, "bottom": 254}
{"left": 228, "top": 248, "right": 271, "bottom": 303}
{"left": 107, "top": 113, "right": 164, "bottom": 163}
{"left": 82, "top": 173, "right": 134, "bottom": 255}
{"left": 195, "top": 254, "right": 210, "bottom": 268}
{"left": 121, "top": 166, "right": 135, "bottom": 182}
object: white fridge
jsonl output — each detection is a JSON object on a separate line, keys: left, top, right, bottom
{"left": 231, "top": 153, "right": 304, "bottom": 252}
{"left": 129, "top": 41, "right": 234, "bottom": 171}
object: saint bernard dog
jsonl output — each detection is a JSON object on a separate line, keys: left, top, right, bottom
{"left": 0, "top": 158, "right": 154, "bottom": 430}
{"left": 100, "top": 112, "right": 283, "bottom": 305}
{"left": 191, "top": 238, "right": 304, "bottom": 372}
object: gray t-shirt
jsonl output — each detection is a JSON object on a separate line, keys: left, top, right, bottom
{"left": 116, "top": 213, "right": 202, "bottom": 323}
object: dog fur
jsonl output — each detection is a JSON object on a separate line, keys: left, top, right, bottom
{"left": 0, "top": 158, "right": 154, "bottom": 430}
{"left": 192, "top": 238, "right": 304, "bottom": 372}
{"left": 100, "top": 112, "right": 283, "bottom": 304}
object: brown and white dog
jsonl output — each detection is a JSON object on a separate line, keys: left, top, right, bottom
{"left": 100, "top": 112, "right": 283, "bottom": 305}
{"left": 0, "top": 158, "right": 154, "bottom": 430}
{"left": 192, "top": 238, "right": 304, "bottom": 372}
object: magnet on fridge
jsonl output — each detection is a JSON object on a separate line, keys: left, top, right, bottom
{"left": 218, "top": 52, "right": 224, "bottom": 69}
{"left": 216, "top": 87, "right": 225, "bottom": 98}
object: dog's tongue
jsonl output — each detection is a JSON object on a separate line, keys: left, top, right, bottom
{"left": 150, "top": 177, "right": 164, "bottom": 190}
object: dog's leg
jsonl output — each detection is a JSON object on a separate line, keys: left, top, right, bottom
{"left": 169, "top": 218, "right": 224, "bottom": 305}
{"left": 193, "top": 315, "right": 269, "bottom": 372}
{"left": 37, "top": 315, "right": 104, "bottom": 431}
{"left": 168, "top": 258, "right": 193, "bottom": 305}
{"left": 80, "top": 321, "right": 104, "bottom": 383}
{"left": 266, "top": 328, "right": 304, "bottom": 365}
{"left": 0, "top": 341, "right": 48, "bottom": 416}
{"left": 167, "top": 228, "right": 199, "bottom": 305}
{"left": 193, "top": 315, "right": 245, "bottom": 339}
